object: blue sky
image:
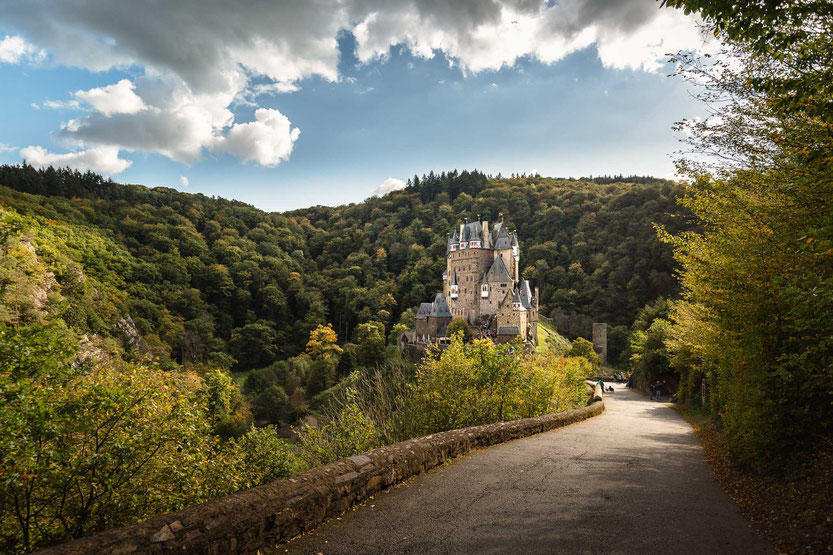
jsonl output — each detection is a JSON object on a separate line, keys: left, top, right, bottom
{"left": 0, "top": 1, "right": 714, "bottom": 212}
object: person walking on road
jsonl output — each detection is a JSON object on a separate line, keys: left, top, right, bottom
{"left": 597, "top": 379, "right": 605, "bottom": 395}
{"left": 649, "top": 383, "right": 655, "bottom": 400}
{"left": 656, "top": 380, "right": 664, "bottom": 401}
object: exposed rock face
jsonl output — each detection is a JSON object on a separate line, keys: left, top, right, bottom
{"left": 40, "top": 400, "right": 604, "bottom": 555}
{"left": 14, "top": 237, "right": 58, "bottom": 319}
{"left": 117, "top": 315, "right": 142, "bottom": 351}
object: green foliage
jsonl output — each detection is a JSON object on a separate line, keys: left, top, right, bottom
{"left": 565, "top": 337, "right": 600, "bottom": 372}
{"left": 335, "top": 349, "right": 357, "bottom": 378}
{"left": 230, "top": 427, "right": 298, "bottom": 488}
{"left": 387, "top": 323, "right": 407, "bottom": 345}
{"left": 622, "top": 299, "right": 675, "bottom": 390}
{"left": 409, "top": 338, "right": 590, "bottom": 433}
{"left": 355, "top": 321, "right": 386, "bottom": 367}
{"left": 294, "top": 336, "right": 590, "bottom": 469}
{"left": 663, "top": 0, "right": 833, "bottom": 123}
{"left": 446, "top": 317, "right": 473, "bottom": 341}
{"left": 536, "top": 318, "right": 571, "bottom": 356}
{"left": 661, "top": 3, "right": 833, "bottom": 468}
{"left": 295, "top": 403, "right": 381, "bottom": 468}
{"left": 0, "top": 322, "right": 307, "bottom": 551}
{"left": 0, "top": 324, "right": 227, "bottom": 550}
{"left": 200, "top": 367, "right": 251, "bottom": 436}
{"left": 306, "top": 358, "right": 336, "bottom": 397}
{"left": 253, "top": 385, "right": 290, "bottom": 423}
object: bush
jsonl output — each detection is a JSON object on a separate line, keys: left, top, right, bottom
{"left": 231, "top": 426, "right": 298, "bottom": 488}
{"left": 446, "top": 317, "right": 473, "bottom": 341}
{"left": 565, "top": 337, "right": 601, "bottom": 372}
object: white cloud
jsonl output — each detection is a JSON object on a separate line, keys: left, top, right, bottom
{"left": 211, "top": 108, "right": 300, "bottom": 167}
{"left": 0, "top": 143, "right": 16, "bottom": 152}
{"left": 371, "top": 177, "right": 407, "bottom": 197}
{"left": 0, "top": 35, "right": 44, "bottom": 64}
{"left": 74, "top": 79, "right": 146, "bottom": 116}
{"left": 179, "top": 175, "right": 189, "bottom": 187}
{"left": 41, "top": 99, "right": 82, "bottom": 110}
{"left": 20, "top": 145, "right": 132, "bottom": 174}
{"left": 1, "top": 1, "right": 715, "bottom": 169}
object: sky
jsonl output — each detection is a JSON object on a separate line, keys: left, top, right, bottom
{"left": 0, "top": 1, "right": 716, "bottom": 212}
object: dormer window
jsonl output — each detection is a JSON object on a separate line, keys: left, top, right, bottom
{"left": 459, "top": 241, "right": 467, "bottom": 249}
{"left": 481, "top": 284, "right": 489, "bottom": 298}
{"left": 470, "top": 240, "right": 481, "bottom": 249}
{"left": 450, "top": 284, "right": 459, "bottom": 299}
{"left": 512, "top": 245, "right": 519, "bottom": 257}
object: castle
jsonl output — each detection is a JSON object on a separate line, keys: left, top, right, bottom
{"left": 413, "top": 217, "right": 538, "bottom": 345}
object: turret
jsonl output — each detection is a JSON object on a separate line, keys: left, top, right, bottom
{"left": 512, "top": 288, "right": 526, "bottom": 311}
{"left": 447, "top": 231, "right": 459, "bottom": 254}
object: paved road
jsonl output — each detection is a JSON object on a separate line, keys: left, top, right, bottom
{"left": 283, "top": 383, "right": 772, "bottom": 554}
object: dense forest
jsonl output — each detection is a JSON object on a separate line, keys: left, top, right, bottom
{"left": 0, "top": 164, "right": 690, "bottom": 372}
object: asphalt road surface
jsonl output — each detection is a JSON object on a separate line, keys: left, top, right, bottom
{"left": 282, "top": 383, "right": 772, "bottom": 554}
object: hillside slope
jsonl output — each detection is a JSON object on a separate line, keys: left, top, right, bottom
{"left": 0, "top": 165, "right": 692, "bottom": 369}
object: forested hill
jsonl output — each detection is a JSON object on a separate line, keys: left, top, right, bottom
{"left": 0, "top": 164, "right": 692, "bottom": 370}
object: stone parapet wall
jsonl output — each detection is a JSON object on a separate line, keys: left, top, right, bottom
{"left": 41, "top": 400, "right": 604, "bottom": 555}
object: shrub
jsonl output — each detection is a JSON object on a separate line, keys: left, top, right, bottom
{"left": 231, "top": 426, "right": 299, "bottom": 488}
{"left": 446, "top": 317, "right": 473, "bottom": 341}
{"left": 566, "top": 337, "right": 601, "bottom": 372}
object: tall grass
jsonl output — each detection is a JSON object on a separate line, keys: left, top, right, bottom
{"left": 295, "top": 337, "right": 591, "bottom": 468}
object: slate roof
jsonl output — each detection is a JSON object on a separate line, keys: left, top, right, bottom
{"left": 520, "top": 279, "right": 534, "bottom": 309}
{"left": 485, "top": 255, "right": 512, "bottom": 283}
{"left": 512, "top": 288, "right": 527, "bottom": 311}
{"left": 511, "top": 232, "right": 519, "bottom": 247}
{"left": 493, "top": 225, "right": 512, "bottom": 249}
{"left": 446, "top": 232, "right": 459, "bottom": 254}
{"left": 491, "top": 221, "right": 505, "bottom": 244}
{"left": 498, "top": 326, "right": 521, "bottom": 335}
{"left": 416, "top": 302, "right": 432, "bottom": 320}
{"left": 450, "top": 271, "right": 458, "bottom": 286}
{"left": 429, "top": 293, "right": 452, "bottom": 318}
{"left": 460, "top": 221, "right": 483, "bottom": 243}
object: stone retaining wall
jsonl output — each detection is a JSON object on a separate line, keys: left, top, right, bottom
{"left": 41, "top": 398, "right": 604, "bottom": 555}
